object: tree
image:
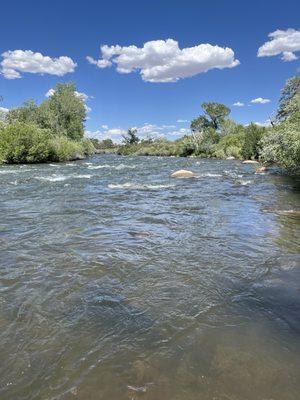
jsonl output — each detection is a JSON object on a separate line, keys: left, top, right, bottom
{"left": 276, "top": 74, "right": 300, "bottom": 122}
{"left": 7, "top": 100, "right": 39, "bottom": 124}
{"left": 190, "top": 102, "right": 231, "bottom": 133}
{"left": 241, "top": 123, "right": 265, "bottom": 160}
{"left": 190, "top": 115, "right": 212, "bottom": 133}
{"left": 122, "top": 128, "right": 139, "bottom": 145}
{"left": 202, "top": 102, "right": 231, "bottom": 130}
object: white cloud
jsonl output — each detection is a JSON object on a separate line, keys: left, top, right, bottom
{"left": 254, "top": 119, "right": 272, "bottom": 127}
{"left": 233, "top": 101, "right": 244, "bottom": 107}
{"left": 0, "top": 106, "right": 9, "bottom": 120}
{"left": 0, "top": 106, "right": 9, "bottom": 113}
{"left": 86, "top": 128, "right": 127, "bottom": 143}
{"left": 46, "top": 88, "right": 91, "bottom": 112}
{"left": 0, "top": 50, "right": 76, "bottom": 79}
{"left": 87, "top": 39, "right": 240, "bottom": 82}
{"left": 250, "top": 97, "right": 271, "bottom": 104}
{"left": 177, "top": 119, "right": 188, "bottom": 123}
{"left": 86, "top": 122, "right": 191, "bottom": 142}
{"left": 257, "top": 28, "right": 300, "bottom": 62}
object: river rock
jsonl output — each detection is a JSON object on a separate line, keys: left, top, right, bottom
{"left": 226, "top": 156, "right": 235, "bottom": 160}
{"left": 242, "top": 160, "right": 259, "bottom": 164}
{"left": 170, "top": 170, "right": 198, "bottom": 178}
{"left": 255, "top": 166, "right": 267, "bottom": 174}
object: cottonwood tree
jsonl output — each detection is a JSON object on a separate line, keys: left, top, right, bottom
{"left": 276, "top": 74, "right": 300, "bottom": 122}
{"left": 122, "top": 128, "right": 139, "bottom": 145}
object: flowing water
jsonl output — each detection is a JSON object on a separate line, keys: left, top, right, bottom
{"left": 0, "top": 155, "right": 300, "bottom": 400}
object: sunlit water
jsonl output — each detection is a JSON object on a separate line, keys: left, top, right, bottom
{"left": 0, "top": 155, "right": 300, "bottom": 400}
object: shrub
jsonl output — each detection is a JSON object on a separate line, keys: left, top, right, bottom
{"left": 49, "top": 136, "right": 94, "bottom": 162}
{"left": 241, "top": 123, "right": 265, "bottom": 160}
{"left": 0, "top": 122, "right": 52, "bottom": 163}
{"left": 214, "top": 132, "right": 245, "bottom": 159}
{"left": 260, "top": 118, "right": 300, "bottom": 172}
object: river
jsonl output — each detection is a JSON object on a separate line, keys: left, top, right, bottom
{"left": 0, "top": 155, "right": 300, "bottom": 400}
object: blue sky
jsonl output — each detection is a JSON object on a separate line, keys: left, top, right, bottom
{"left": 0, "top": 0, "right": 299, "bottom": 141}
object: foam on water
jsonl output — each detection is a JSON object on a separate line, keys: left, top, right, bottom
{"left": 108, "top": 182, "right": 175, "bottom": 190}
{"left": 88, "top": 164, "right": 137, "bottom": 170}
{"left": 36, "top": 174, "right": 91, "bottom": 182}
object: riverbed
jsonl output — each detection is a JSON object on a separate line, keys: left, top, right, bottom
{"left": 0, "top": 155, "right": 300, "bottom": 400}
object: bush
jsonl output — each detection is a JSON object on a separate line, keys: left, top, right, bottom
{"left": 241, "top": 123, "right": 265, "bottom": 160}
{"left": 0, "top": 122, "right": 95, "bottom": 164}
{"left": 0, "top": 122, "right": 52, "bottom": 163}
{"left": 214, "top": 132, "right": 245, "bottom": 159}
{"left": 49, "top": 136, "right": 95, "bottom": 162}
{"left": 260, "top": 118, "right": 300, "bottom": 172}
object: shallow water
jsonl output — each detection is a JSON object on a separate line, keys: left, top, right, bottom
{"left": 0, "top": 155, "right": 300, "bottom": 400}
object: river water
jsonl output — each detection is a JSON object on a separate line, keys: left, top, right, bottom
{"left": 0, "top": 155, "right": 300, "bottom": 400}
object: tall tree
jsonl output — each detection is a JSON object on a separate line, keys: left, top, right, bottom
{"left": 202, "top": 102, "right": 231, "bottom": 130}
{"left": 190, "top": 102, "right": 231, "bottom": 133}
{"left": 122, "top": 128, "right": 139, "bottom": 145}
{"left": 276, "top": 74, "right": 300, "bottom": 122}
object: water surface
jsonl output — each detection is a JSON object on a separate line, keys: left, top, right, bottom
{"left": 0, "top": 155, "right": 300, "bottom": 400}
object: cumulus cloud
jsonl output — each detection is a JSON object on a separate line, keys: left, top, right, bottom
{"left": 0, "top": 50, "right": 76, "bottom": 79}
{"left": 177, "top": 119, "right": 188, "bottom": 123}
{"left": 257, "top": 28, "right": 300, "bottom": 61}
{"left": 87, "top": 39, "right": 240, "bottom": 82}
{"left": 233, "top": 101, "right": 244, "bottom": 107}
{"left": 46, "top": 88, "right": 91, "bottom": 112}
{"left": 250, "top": 97, "right": 271, "bottom": 104}
{"left": 0, "top": 106, "right": 9, "bottom": 114}
{"left": 86, "top": 122, "right": 191, "bottom": 142}
{"left": 254, "top": 119, "right": 272, "bottom": 127}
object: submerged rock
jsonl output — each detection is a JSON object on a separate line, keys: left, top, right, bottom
{"left": 242, "top": 160, "right": 259, "bottom": 164}
{"left": 129, "top": 231, "right": 152, "bottom": 238}
{"left": 255, "top": 166, "right": 267, "bottom": 174}
{"left": 170, "top": 170, "right": 198, "bottom": 178}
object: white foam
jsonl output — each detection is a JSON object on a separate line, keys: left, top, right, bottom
{"left": 36, "top": 174, "right": 91, "bottom": 182}
{"left": 238, "top": 180, "right": 252, "bottom": 186}
{"left": 88, "top": 164, "right": 136, "bottom": 170}
{"left": 198, "top": 173, "right": 222, "bottom": 178}
{"left": 108, "top": 182, "right": 174, "bottom": 190}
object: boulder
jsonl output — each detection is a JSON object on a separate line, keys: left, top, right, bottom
{"left": 255, "top": 166, "right": 267, "bottom": 174}
{"left": 226, "top": 156, "right": 235, "bottom": 160}
{"left": 170, "top": 169, "right": 198, "bottom": 178}
{"left": 242, "top": 160, "right": 259, "bottom": 164}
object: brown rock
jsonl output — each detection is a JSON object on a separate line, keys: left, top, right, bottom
{"left": 242, "top": 160, "right": 259, "bottom": 164}
{"left": 255, "top": 166, "right": 267, "bottom": 173}
{"left": 170, "top": 169, "right": 198, "bottom": 178}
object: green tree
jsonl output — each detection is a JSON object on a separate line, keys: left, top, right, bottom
{"left": 202, "top": 102, "right": 231, "bottom": 130}
{"left": 122, "top": 128, "right": 139, "bottom": 145}
{"left": 241, "top": 123, "right": 265, "bottom": 160}
{"left": 190, "top": 102, "right": 231, "bottom": 133}
{"left": 6, "top": 100, "right": 39, "bottom": 124}
{"left": 276, "top": 74, "right": 300, "bottom": 122}
{"left": 41, "top": 83, "right": 86, "bottom": 140}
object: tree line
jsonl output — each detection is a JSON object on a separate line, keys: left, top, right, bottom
{"left": 0, "top": 83, "right": 94, "bottom": 163}
{"left": 101, "top": 74, "right": 298, "bottom": 172}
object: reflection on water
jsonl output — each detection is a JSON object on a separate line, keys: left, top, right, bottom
{"left": 0, "top": 155, "right": 299, "bottom": 400}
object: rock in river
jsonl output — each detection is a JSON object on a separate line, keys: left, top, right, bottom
{"left": 242, "top": 160, "right": 259, "bottom": 164}
{"left": 255, "top": 166, "right": 267, "bottom": 173}
{"left": 170, "top": 170, "right": 198, "bottom": 178}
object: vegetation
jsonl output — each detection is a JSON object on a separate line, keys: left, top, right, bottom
{"left": 102, "top": 74, "right": 298, "bottom": 173}
{"left": 0, "top": 83, "right": 95, "bottom": 164}
{"left": 1, "top": 75, "right": 299, "bottom": 172}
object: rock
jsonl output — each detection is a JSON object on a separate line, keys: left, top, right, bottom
{"left": 255, "top": 166, "right": 267, "bottom": 174}
{"left": 170, "top": 169, "right": 198, "bottom": 178}
{"left": 129, "top": 231, "right": 152, "bottom": 238}
{"left": 226, "top": 156, "right": 235, "bottom": 160}
{"left": 242, "top": 160, "right": 259, "bottom": 164}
